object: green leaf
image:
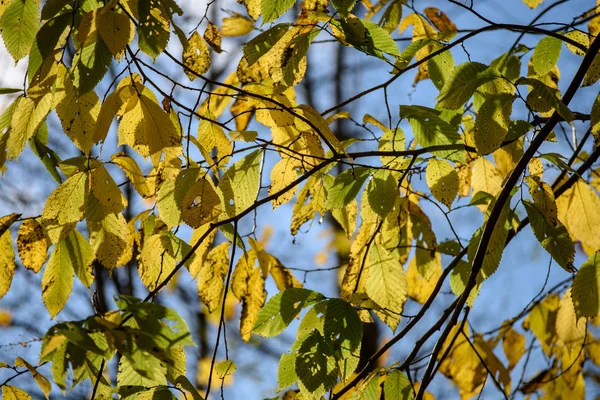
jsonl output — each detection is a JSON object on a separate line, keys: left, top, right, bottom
{"left": 379, "top": 0, "right": 403, "bottom": 33}
{"left": 0, "top": 88, "right": 21, "bottom": 94}
{"left": 337, "top": 17, "right": 400, "bottom": 58}
{"left": 400, "top": 105, "right": 464, "bottom": 161}
{"left": 428, "top": 45, "right": 455, "bottom": 90}
{"left": 215, "top": 360, "right": 236, "bottom": 378}
{"left": 326, "top": 166, "right": 371, "bottom": 209}
{"left": 243, "top": 23, "right": 290, "bottom": 66}
{"left": 572, "top": 251, "right": 600, "bottom": 318}
{"left": 474, "top": 93, "right": 515, "bottom": 155}
{"left": 516, "top": 77, "right": 574, "bottom": 122}
{"left": 366, "top": 169, "right": 398, "bottom": 217}
{"left": 262, "top": 0, "right": 295, "bottom": 24}
{"left": 332, "top": 0, "right": 356, "bottom": 17}
{"left": 524, "top": 200, "right": 574, "bottom": 272}
{"left": 437, "top": 62, "right": 501, "bottom": 109}
{"left": 384, "top": 370, "right": 413, "bottom": 400}
{"left": 218, "top": 150, "right": 262, "bottom": 218}
{"left": 366, "top": 243, "right": 407, "bottom": 330}
{"left": 277, "top": 352, "right": 297, "bottom": 391}
{"left": 0, "top": 0, "right": 40, "bottom": 61}
{"left": 532, "top": 35, "right": 562, "bottom": 77}
{"left": 138, "top": 0, "right": 170, "bottom": 59}
{"left": 253, "top": 288, "right": 324, "bottom": 337}
{"left": 295, "top": 330, "right": 338, "bottom": 396}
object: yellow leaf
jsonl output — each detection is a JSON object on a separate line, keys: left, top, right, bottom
{"left": 423, "top": 7, "right": 457, "bottom": 34}
{"left": 406, "top": 255, "right": 441, "bottom": 304}
{"left": 14, "top": 357, "right": 51, "bottom": 399}
{"left": 523, "top": 294, "right": 559, "bottom": 356}
{"left": 197, "top": 112, "right": 233, "bottom": 171}
{"left": 296, "top": 105, "right": 346, "bottom": 156}
{"left": 556, "top": 289, "right": 586, "bottom": 351}
{"left": 2, "top": 386, "right": 32, "bottom": 400}
{"left": 523, "top": 0, "right": 543, "bottom": 8}
{"left": 157, "top": 169, "right": 200, "bottom": 229}
{"left": 198, "top": 242, "right": 230, "bottom": 313}
{"left": 239, "top": 0, "right": 261, "bottom": 20}
{"left": 222, "top": 15, "right": 254, "bottom": 37}
{"left": 90, "top": 165, "right": 127, "bottom": 215}
{"left": 188, "top": 225, "right": 217, "bottom": 279}
{"left": 240, "top": 266, "right": 266, "bottom": 341}
{"left": 111, "top": 153, "right": 153, "bottom": 198}
{"left": 88, "top": 212, "right": 130, "bottom": 269}
{"left": 98, "top": 4, "right": 134, "bottom": 55}
{"left": 182, "top": 177, "right": 222, "bottom": 228}
{"left": 332, "top": 199, "right": 358, "bottom": 238}
{"left": 526, "top": 177, "right": 557, "bottom": 226}
{"left": 457, "top": 163, "right": 472, "bottom": 197}
{"left": 41, "top": 172, "right": 89, "bottom": 226}
{"left": 0, "top": 309, "right": 11, "bottom": 326}
{"left": 556, "top": 179, "right": 600, "bottom": 254}
{"left": 271, "top": 261, "right": 302, "bottom": 291}
{"left": 426, "top": 158, "right": 458, "bottom": 208}
{"left": 572, "top": 251, "right": 600, "bottom": 318}
{"left": 183, "top": 32, "right": 210, "bottom": 80}
{"left": 93, "top": 78, "right": 137, "bottom": 144}
{"left": 42, "top": 235, "right": 79, "bottom": 318}
{"left": 471, "top": 157, "right": 503, "bottom": 197}
{"left": 204, "top": 21, "right": 223, "bottom": 53}
{"left": 218, "top": 150, "right": 262, "bottom": 218}
{"left": 0, "top": 230, "right": 15, "bottom": 299}
{"left": 54, "top": 66, "right": 101, "bottom": 154}
{"left": 269, "top": 157, "right": 299, "bottom": 208}
{"left": 565, "top": 30, "right": 589, "bottom": 56}
{"left": 528, "top": 157, "right": 544, "bottom": 178}
{"left": 118, "top": 92, "right": 181, "bottom": 158}
{"left": 139, "top": 233, "right": 189, "bottom": 291}
{"left": 502, "top": 327, "right": 525, "bottom": 370}
{"left": 231, "top": 251, "right": 254, "bottom": 300}
{"left": 8, "top": 95, "right": 50, "bottom": 159}
{"left": 493, "top": 139, "right": 522, "bottom": 178}
{"left": 366, "top": 243, "right": 407, "bottom": 330}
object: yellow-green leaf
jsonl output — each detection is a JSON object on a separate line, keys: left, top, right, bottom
{"left": 426, "top": 158, "right": 458, "bottom": 208}
{"left": 8, "top": 95, "right": 52, "bottom": 159}
{"left": 572, "top": 251, "right": 600, "bottom": 318}
{"left": 139, "top": 232, "right": 191, "bottom": 291}
{"left": 111, "top": 153, "right": 153, "bottom": 198}
{"left": 42, "top": 171, "right": 89, "bottom": 225}
{"left": 55, "top": 65, "right": 101, "bottom": 154}
{"left": 90, "top": 165, "right": 127, "bottom": 215}
{"left": 0, "top": 0, "right": 39, "bottom": 61}
{"left": 183, "top": 32, "right": 210, "bottom": 80}
{"left": 42, "top": 234, "right": 81, "bottom": 318}
{"left": 218, "top": 150, "right": 262, "bottom": 218}
{"left": 98, "top": 4, "right": 134, "bottom": 55}
{"left": 215, "top": 360, "right": 237, "bottom": 378}
{"left": 437, "top": 62, "right": 501, "bottom": 110}
{"left": 366, "top": 243, "right": 407, "bottom": 330}
{"left": 474, "top": 93, "right": 514, "bottom": 155}
{"left": 88, "top": 212, "right": 130, "bottom": 269}
{"left": 532, "top": 36, "right": 562, "bottom": 77}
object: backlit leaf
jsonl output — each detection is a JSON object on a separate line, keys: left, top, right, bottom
{"left": 572, "top": 252, "right": 600, "bottom": 318}
{"left": 326, "top": 167, "right": 370, "bottom": 209}
{"left": 332, "top": 0, "right": 356, "bottom": 17}
{"left": 269, "top": 157, "right": 299, "bottom": 208}
{"left": 88, "top": 211, "right": 130, "bottom": 269}
{"left": 2, "top": 386, "right": 32, "bottom": 400}
{"left": 17, "top": 219, "right": 47, "bottom": 273}
{"left": 137, "top": 0, "right": 170, "bottom": 59}
{"left": 502, "top": 327, "right": 525, "bottom": 370}
{"left": 384, "top": 370, "right": 413, "bottom": 400}
{"left": 533, "top": 36, "right": 562, "bottom": 77}
{"left": 218, "top": 150, "right": 262, "bottom": 218}
{"left": 196, "top": 113, "right": 232, "bottom": 171}
{"left": 97, "top": 4, "right": 134, "bottom": 55}
{"left": 367, "top": 170, "right": 398, "bottom": 217}
{"left": 42, "top": 233, "right": 81, "bottom": 318}
{"left": 222, "top": 14, "right": 254, "bottom": 36}
{"left": 426, "top": 158, "right": 458, "bottom": 208}
{"left": 556, "top": 179, "right": 600, "bottom": 254}
{"left": 0, "top": 0, "right": 39, "bottom": 61}
{"left": 181, "top": 177, "right": 222, "bottom": 228}
{"left": 437, "top": 62, "right": 501, "bottom": 109}
{"left": 262, "top": 0, "right": 295, "bottom": 23}
{"left": 253, "top": 288, "right": 324, "bottom": 337}
{"left": 182, "top": 32, "right": 210, "bottom": 80}
{"left": 198, "top": 242, "right": 230, "bottom": 313}
{"left": 0, "top": 229, "right": 15, "bottom": 299}
{"left": 556, "top": 289, "right": 586, "bottom": 350}
{"left": 42, "top": 171, "right": 89, "bottom": 226}
{"left": 474, "top": 93, "right": 515, "bottom": 155}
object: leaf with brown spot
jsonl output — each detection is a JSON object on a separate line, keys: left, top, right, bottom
{"left": 17, "top": 219, "right": 48, "bottom": 273}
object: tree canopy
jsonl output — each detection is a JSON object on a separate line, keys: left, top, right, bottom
{"left": 1, "top": 0, "right": 600, "bottom": 399}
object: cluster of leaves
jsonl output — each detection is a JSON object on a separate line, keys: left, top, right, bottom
{"left": 1, "top": 0, "right": 600, "bottom": 398}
